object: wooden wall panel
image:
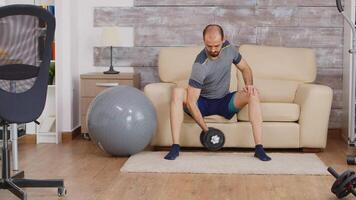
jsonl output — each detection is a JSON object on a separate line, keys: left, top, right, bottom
{"left": 95, "top": 7, "right": 215, "bottom": 27}
{"left": 94, "top": 8, "right": 117, "bottom": 27}
{"left": 94, "top": 47, "right": 160, "bottom": 67}
{"left": 133, "top": 67, "right": 160, "bottom": 89}
{"left": 257, "top": 0, "right": 337, "bottom": 7}
{"left": 315, "top": 68, "right": 342, "bottom": 90}
{"left": 95, "top": 7, "right": 342, "bottom": 28}
{"left": 314, "top": 48, "right": 343, "bottom": 68}
{"left": 257, "top": 27, "right": 343, "bottom": 48}
{"left": 332, "top": 89, "right": 343, "bottom": 109}
{"left": 135, "top": 26, "right": 257, "bottom": 47}
{"left": 329, "top": 109, "right": 342, "bottom": 129}
{"left": 296, "top": 7, "right": 343, "bottom": 27}
{"left": 135, "top": 0, "right": 256, "bottom": 6}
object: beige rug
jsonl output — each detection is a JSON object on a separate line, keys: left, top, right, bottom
{"left": 120, "top": 151, "right": 329, "bottom": 175}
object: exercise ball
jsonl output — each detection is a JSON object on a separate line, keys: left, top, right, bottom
{"left": 87, "top": 86, "right": 157, "bottom": 156}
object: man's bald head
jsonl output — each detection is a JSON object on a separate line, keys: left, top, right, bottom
{"left": 203, "top": 24, "right": 224, "bottom": 41}
{"left": 203, "top": 24, "right": 225, "bottom": 58}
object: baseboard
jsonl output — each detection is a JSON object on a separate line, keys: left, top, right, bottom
{"left": 18, "top": 134, "right": 36, "bottom": 144}
{"left": 62, "top": 126, "right": 81, "bottom": 143}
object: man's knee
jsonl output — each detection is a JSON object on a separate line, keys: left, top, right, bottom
{"left": 248, "top": 90, "right": 260, "bottom": 102}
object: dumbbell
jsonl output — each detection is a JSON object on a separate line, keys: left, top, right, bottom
{"left": 347, "top": 155, "right": 356, "bottom": 165}
{"left": 327, "top": 167, "right": 356, "bottom": 199}
{"left": 200, "top": 127, "right": 225, "bottom": 151}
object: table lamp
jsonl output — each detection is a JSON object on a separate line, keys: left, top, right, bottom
{"left": 101, "top": 27, "right": 120, "bottom": 74}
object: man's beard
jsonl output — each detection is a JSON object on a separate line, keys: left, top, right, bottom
{"left": 208, "top": 51, "right": 220, "bottom": 58}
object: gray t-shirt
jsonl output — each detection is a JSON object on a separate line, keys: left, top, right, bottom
{"left": 188, "top": 40, "right": 242, "bottom": 99}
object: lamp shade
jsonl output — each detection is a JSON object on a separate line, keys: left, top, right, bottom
{"left": 101, "top": 27, "right": 120, "bottom": 46}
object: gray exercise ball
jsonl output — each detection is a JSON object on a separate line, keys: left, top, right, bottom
{"left": 87, "top": 86, "right": 157, "bottom": 156}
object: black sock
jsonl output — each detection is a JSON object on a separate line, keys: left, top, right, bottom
{"left": 164, "top": 144, "right": 180, "bottom": 160}
{"left": 254, "top": 144, "right": 271, "bottom": 161}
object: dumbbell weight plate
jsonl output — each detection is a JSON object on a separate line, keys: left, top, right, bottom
{"left": 331, "top": 170, "right": 354, "bottom": 198}
{"left": 200, "top": 131, "right": 205, "bottom": 147}
{"left": 200, "top": 128, "right": 221, "bottom": 148}
{"left": 203, "top": 129, "right": 225, "bottom": 151}
{"left": 334, "top": 173, "right": 356, "bottom": 199}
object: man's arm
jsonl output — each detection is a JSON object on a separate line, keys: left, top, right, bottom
{"left": 235, "top": 58, "right": 253, "bottom": 86}
{"left": 186, "top": 86, "right": 209, "bottom": 132}
{"left": 235, "top": 58, "right": 259, "bottom": 96}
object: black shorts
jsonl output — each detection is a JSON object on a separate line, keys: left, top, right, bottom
{"left": 184, "top": 91, "right": 240, "bottom": 120}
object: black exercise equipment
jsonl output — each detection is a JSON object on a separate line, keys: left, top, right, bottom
{"left": 0, "top": 5, "right": 66, "bottom": 200}
{"left": 200, "top": 127, "right": 225, "bottom": 151}
{"left": 327, "top": 167, "right": 356, "bottom": 199}
{"left": 347, "top": 156, "right": 356, "bottom": 165}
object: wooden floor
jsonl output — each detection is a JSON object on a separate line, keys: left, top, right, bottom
{"left": 1, "top": 133, "right": 356, "bottom": 200}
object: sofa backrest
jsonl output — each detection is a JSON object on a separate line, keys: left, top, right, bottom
{"left": 157, "top": 44, "right": 316, "bottom": 102}
{"left": 238, "top": 44, "right": 316, "bottom": 102}
{"left": 158, "top": 46, "right": 203, "bottom": 83}
{"left": 238, "top": 44, "right": 316, "bottom": 82}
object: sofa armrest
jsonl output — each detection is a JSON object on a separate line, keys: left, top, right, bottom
{"left": 293, "top": 83, "right": 333, "bottom": 148}
{"left": 144, "top": 82, "right": 176, "bottom": 146}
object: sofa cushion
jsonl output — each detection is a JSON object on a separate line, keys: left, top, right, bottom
{"left": 183, "top": 103, "right": 299, "bottom": 123}
{"left": 184, "top": 113, "right": 238, "bottom": 123}
{"left": 237, "top": 103, "right": 300, "bottom": 122}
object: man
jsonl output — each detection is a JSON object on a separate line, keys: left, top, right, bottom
{"left": 164, "top": 24, "right": 271, "bottom": 161}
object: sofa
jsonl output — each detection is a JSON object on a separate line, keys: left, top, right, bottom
{"left": 144, "top": 44, "right": 333, "bottom": 150}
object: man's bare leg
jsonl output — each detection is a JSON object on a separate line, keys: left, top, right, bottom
{"left": 170, "top": 87, "right": 187, "bottom": 144}
{"left": 234, "top": 90, "right": 271, "bottom": 161}
{"left": 248, "top": 93, "right": 263, "bottom": 145}
{"left": 164, "top": 87, "right": 187, "bottom": 160}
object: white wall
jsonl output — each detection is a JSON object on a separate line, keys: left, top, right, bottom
{"left": 6, "top": 0, "right": 33, "bottom": 4}
{"left": 76, "top": 0, "right": 134, "bottom": 74}
{"left": 56, "top": 0, "right": 75, "bottom": 139}
{"left": 35, "top": 0, "right": 53, "bottom": 4}
{"left": 56, "top": 0, "right": 134, "bottom": 134}
{"left": 6, "top": 0, "right": 54, "bottom": 4}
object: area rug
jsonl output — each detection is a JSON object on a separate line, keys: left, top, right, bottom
{"left": 120, "top": 151, "right": 329, "bottom": 175}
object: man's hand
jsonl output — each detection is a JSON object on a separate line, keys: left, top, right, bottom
{"left": 243, "top": 85, "right": 258, "bottom": 96}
